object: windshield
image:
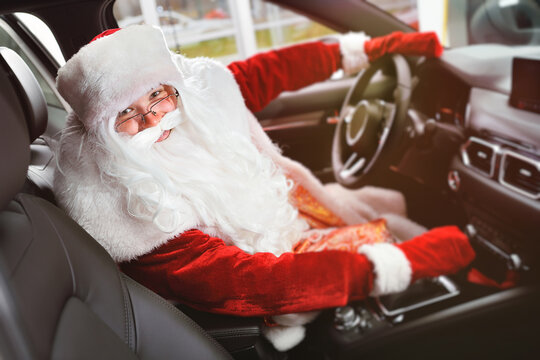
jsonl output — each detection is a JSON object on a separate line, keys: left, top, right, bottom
{"left": 367, "top": 0, "right": 540, "bottom": 47}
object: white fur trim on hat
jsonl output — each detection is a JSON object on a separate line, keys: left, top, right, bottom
{"left": 339, "top": 32, "right": 371, "bottom": 75}
{"left": 56, "top": 25, "right": 184, "bottom": 132}
{"left": 359, "top": 243, "right": 412, "bottom": 296}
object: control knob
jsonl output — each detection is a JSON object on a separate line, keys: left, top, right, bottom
{"left": 334, "top": 306, "right": 361, "bottom": 331}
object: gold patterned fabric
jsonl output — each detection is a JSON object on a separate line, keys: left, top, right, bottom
{"left": 293, "top": 219, "right": 394, "bottom": 253}
{"left": 289, "top": 184, "right": 394, "bottom": 253}
{"left": 289, "top": 184, "right": 347, "bottom": 228}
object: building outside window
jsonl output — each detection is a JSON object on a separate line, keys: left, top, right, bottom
{"left": 113, "top": 0, "right": 338, "bottom": 64}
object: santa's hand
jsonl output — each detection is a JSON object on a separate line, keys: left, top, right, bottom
{"left": 339, "top": 31, "right": 443, "bottom": 75}
{"left": 358, "top": 226, "right": 475, "bottom": 296}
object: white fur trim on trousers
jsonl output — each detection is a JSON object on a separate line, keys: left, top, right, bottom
{"left": 263, "top": 325, "right": 306, "bottom": 352}
{"left": 263, "top": 311, "right": 319, "bottom": 351}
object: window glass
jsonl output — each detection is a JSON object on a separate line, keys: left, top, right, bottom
{"left": 114, "top": 0, "right": 238, "bottom": 62}
{"left": 365, "top": 0, "right": 419, "bottom": 30}
{"left": 252, "top": 1, "right": 336, "bottom": 51}
{"left": 113, "top": 0, "right": 337, "bottom": 64}
{"left": 15, "top": 13, "right": 66, "bottom": 66}
{"left": 0, "top": 18, "right": 69, "bottom": 135}
{"left": 366, "top": 0, "right": 540, "bottom": 47}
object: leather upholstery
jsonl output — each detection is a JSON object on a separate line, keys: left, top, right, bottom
{"left": 0, "top": 47, "right": 47, "bottom": 142}
{"left": 0, "top": 46, "right": 231, "bottom": 359}
{"left": 0, "top": 48, "right": 30, "bottom": 210}
{"left": 0, "top": 195, "right": 231, "bottom": 359}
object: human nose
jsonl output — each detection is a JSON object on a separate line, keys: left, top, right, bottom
{"left": 141, "top": 110, "right": 162, "bottom": 129}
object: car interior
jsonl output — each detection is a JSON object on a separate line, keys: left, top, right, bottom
{"left": 1, "top": 0, "right": 539, "bottom": 359}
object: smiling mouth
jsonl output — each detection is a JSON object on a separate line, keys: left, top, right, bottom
{"left": 156, "top": 129, "right": 171, "bottom": 142}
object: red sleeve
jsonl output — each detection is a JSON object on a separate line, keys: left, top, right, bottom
{"left": 364, "top": 31, "right": 443, "bottom": 62}
{"left": 120, "top": 229, "right": 373, "bottom": 317}
{"left": 397, "top": 226, "right": 474, "bottom": 282}
{"left": 227, "top": 42, "right": 342, "bottom": 113}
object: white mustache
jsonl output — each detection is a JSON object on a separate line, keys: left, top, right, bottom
{"left": 127, "top": 109, "right": 184, "bottom": 149}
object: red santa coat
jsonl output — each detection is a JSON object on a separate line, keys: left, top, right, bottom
{"left": 120, "top": 41, "right": 473, "bottom": 317}
{"left": 121, "top": 226, "right": 471, "bottom": 316}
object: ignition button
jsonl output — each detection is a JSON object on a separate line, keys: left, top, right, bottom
{"left": 448, "top": 170, "right": 461, "bottom": 192}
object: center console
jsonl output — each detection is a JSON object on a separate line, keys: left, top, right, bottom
{"left": 309, "top": 268, "right": 539, "bottom": 359}
{"left": 306, "top": 134, "right": 540, "bottom": 358}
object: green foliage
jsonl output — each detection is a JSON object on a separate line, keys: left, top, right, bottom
{"left": 178, "top": 36, "right": 237, "bottom": 59}
{"left": 177, "top": 22, "right": 336, "bottom": 60}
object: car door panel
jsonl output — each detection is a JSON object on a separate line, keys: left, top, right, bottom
{"left": 254, "top": 76, "right": 354, "bottom": 181}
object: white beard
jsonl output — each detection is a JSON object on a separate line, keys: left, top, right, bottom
{"left": 96, "top": 102, "right": 308, "bottom": 256}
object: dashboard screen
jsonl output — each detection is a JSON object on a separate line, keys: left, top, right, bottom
{"left": 510, "top": 57, "right": 540, "bottom": 114}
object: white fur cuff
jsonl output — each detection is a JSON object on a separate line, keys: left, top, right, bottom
{"left": 359, "top": 243, "right": 412, "bottom": 296}
{"left": 339, "top": 32, "right": 371, "bottom": 75}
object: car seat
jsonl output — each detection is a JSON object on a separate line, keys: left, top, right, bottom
{"left": 0, "top": 46, "right": 232, "bottom": 359}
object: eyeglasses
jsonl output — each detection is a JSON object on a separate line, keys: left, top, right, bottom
{"left": 115, "top": 89, "right": 179, "bottom": 132}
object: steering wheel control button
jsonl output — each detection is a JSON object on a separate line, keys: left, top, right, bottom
{"left": 448, "top": 170, "right": 461, "bottom": 192}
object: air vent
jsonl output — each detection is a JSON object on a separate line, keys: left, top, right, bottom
{"left": 461, "top": 137, "right": 498, "bottom": 177}
{"left": 499, "top": 150, "right": 540, "bottom": 200}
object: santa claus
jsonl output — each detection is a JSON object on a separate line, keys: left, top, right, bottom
{"left": 54, "top": 25, "right": 474, "bottom": 351}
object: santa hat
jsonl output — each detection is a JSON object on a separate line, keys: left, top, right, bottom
{"left": 56, "top": 25, "right": 184, "bottom": 133}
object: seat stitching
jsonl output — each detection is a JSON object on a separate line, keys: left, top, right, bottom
{"left": 119, "top": 272, "right": 136, "bottom": 350}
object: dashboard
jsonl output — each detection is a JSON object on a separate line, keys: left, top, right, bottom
{"left": 406, "top": 44, "right": 540, "bottom": 274}
{"left": 317, "top": 46, "right": 540, "bottom": 355}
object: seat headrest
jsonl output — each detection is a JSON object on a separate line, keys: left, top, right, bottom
{"left": 0, "top": 48, "right": 47, "bottom": 142}
{"left": 0, "top": 47, "right": 47, "bottom": 210}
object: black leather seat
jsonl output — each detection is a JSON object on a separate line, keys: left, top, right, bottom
{"left": 0, "top": 46, "right": 232, "bottom": 359}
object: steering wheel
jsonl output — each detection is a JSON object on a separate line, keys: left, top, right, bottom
{"left": 332, "top": 54, "right": 412, "bottom": 188}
